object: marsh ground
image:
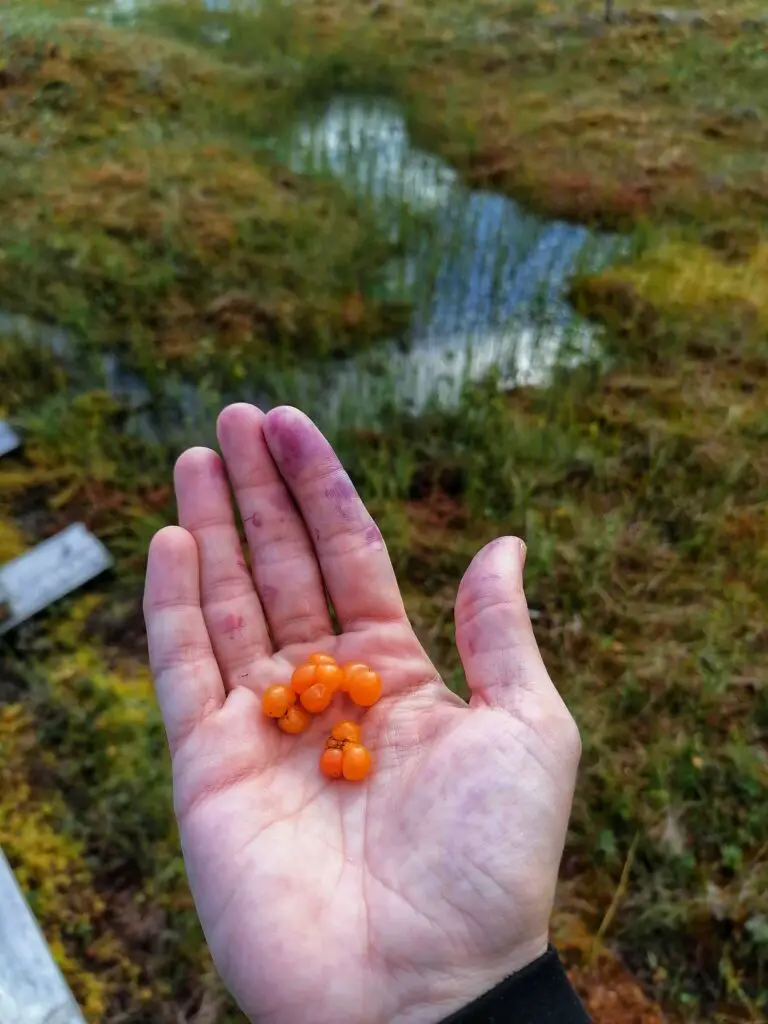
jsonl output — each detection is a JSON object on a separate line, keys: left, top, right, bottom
{"left": 0, "top": 2, "right": 766, "bottom": 1021}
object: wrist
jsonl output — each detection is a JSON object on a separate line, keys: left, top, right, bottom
{"left": 390, "top": 935, "right": 549, "bottom": 1024}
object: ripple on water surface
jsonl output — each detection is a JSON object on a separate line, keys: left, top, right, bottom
{"left": 286, "top": 98, "right": 623, "bottom": 413}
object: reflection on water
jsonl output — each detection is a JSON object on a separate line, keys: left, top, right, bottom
{"left": 98, "top": 0, "right": 150, "bottom": 17}
{"left": 1, "top": 100, "right": 623, "bottom": 438}
{"left": 293, "top": 101, "right": 458, "bottom": 210}
{"left": 101, "top": 0, "right": 250, "bottom": 22}
{"left": 287, "top": 99, "right": 622, "bottom": 410}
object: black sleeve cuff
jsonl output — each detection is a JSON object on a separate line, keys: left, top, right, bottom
{"left": 440, "top": 946, "right": 591, "bottom": 1023}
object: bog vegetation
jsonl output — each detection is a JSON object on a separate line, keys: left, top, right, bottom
{"left": 0, "top": 1, "right": 766, "bottom": 1021}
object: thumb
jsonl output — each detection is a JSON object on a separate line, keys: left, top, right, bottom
{"left": 455, "top": 537, "right": 561, "bottom": 716}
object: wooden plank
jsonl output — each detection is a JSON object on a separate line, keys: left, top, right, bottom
{"left": 0, "top": 524, "right": 113, "bottom": 635}
{"left": 0, "top": 423, "right": 20, "bottom": 458}
{"left": 0, "top": 849, "right": 85, "bottom": 1024}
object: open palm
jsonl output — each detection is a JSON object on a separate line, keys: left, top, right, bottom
{"left": 143, "top": 404, "right": 581, "bottom": 1024}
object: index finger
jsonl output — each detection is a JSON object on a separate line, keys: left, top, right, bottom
{"left": 262, "top": 406, "right": 407, "bottom": 633}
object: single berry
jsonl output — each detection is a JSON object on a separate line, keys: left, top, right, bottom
{"left": 278, "top": 705, "right": 310, "bottom": 735}
{"left": 314, "top": 662, "right": 344, "bottom": 693}
{"left": 300, "top": 682, "right": 334, "bottom": 714}
{"left": 348, "top": 669, "right": 382, "bottom": 708}
{"left": 340, "top": 662, "right": 368, "bottom": 693}
{"left": 290, "top": 663, "right": 317, "bottom": 695}
{"left": 308, "top": 652, "right": 337, "bottom": 666}
{"left": 342, "top": 743, "right": 372, "bottom": 781}
{"left": 320, "top": 747, "right": 344, "bottom": 779}
{"left": 331, "top": 720, "right": 362, "bottom": 745}
{"left": 262, "top": 684, "right": 296, "bottom": 719}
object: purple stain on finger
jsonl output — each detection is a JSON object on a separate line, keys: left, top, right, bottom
{"left": 268, "top": 490, "right": 293, "bottom": 513}
{"left": 247, "top": 511, "right": 264, "bottom": 529}
{"left": 275, "top": 421, "right": 305, "bottom": 475}
{"left": 365, "top": 524, "right": 383, "bottom": 548}
{"left": 223, "top": 613, "right": 245, "bottom": 640}
{"left": 260, "top": 583, "right": 278, "bottom": 605}
{"left": 324, "top": 476, "right": 357, "bottom": 520}
{"left": 266, "top": 408, "right": 328, "bottom": 478}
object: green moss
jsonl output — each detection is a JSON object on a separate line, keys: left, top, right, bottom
{"left": 1, "top": 640, "right": 241, "bottom": 1021}
{"left": 142, "top": 0, "right": 768, "bottom": 229}
{"left": 0, "top": 22, "right": 409, "bottom": 381}
{"left": 0, "top": 389, "right": 169, "bottom": 561}
{"left": 0, "top": 330, "right": 69, "bottom": 414}
{"left": 0, "top": 518, "right": 26, "bottom": 560}
{"left": 570, "top": 235, "right": 768, "bottom": 371}
{"left": 590, "top": 236, "right": 768, "bottom": 314}
{"left": 0, "top": 704, "right": 138, "bottom": 1020}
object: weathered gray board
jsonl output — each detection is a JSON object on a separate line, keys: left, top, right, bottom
{"left": 0, "top": 850, "right": 86, "bottom": 1024}
{"left": 0, "top": 524, "right": 113, "bottom": 635}
{"left": 0, "top": 403, "right": 109, "bottom": 1024}
{"left": 0, "top": 424, "right": 20, "bottom": 458}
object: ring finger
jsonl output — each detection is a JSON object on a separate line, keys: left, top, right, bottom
{"left": 174, "top": 446, "right": 272, "bottom": 689}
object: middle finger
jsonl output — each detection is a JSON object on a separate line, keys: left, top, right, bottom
{"left": 217, "top": 403, "right": 335, "bottom": 650}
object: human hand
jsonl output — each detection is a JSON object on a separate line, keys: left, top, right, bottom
{"left": 143, "top": 404, "right": 581, "bottom": 1024}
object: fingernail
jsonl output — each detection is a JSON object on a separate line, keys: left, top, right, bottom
{"left": 519, "top": 539, "right": 527, "bottom": 566}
